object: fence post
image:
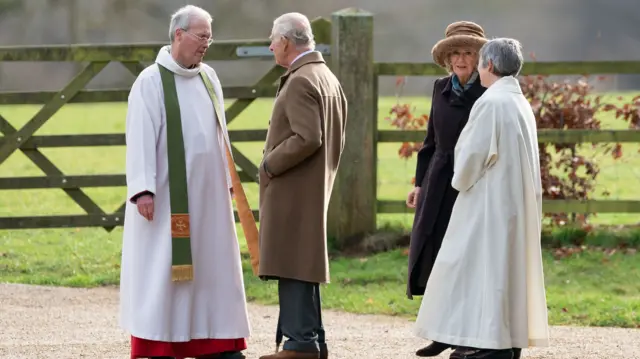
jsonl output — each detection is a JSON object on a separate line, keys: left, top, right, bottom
{"left": 328, "top": 8, "right": 376, "bottom": 245}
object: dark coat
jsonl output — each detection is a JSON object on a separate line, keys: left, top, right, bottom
{"left": 258, "top": 52, "right": 348, "bottom": 284}
{"left": 406, "top": 75, "right": 486, "bottom": 299}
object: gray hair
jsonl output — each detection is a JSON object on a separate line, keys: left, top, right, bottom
{"left": 479, "top": 38, "right": 524, "bottom": 77}
{"left": 168, "top": 5, "right": 213, "bottom": 42}
{"left": 271, "top": 12, "right": 315, "bottom": 50}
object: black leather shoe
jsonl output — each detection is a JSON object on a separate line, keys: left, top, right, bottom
{"left": 512, "top": 348, "right": 521, "bottom": 359}
{"left": 320, "top": 343, "right": 328, "bottom": 359}
{"left": 416, "top": 341, "right": 452, "bottom": 357}
{"left": 450, "top": 347, "right": 513, "bottom": 359}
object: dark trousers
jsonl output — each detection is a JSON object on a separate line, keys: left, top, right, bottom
{"left": 276, "top": 278, "right": 325, "bottom": 353}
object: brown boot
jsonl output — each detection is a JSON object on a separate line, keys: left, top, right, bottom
{"left": 259, "top": 349, "right": 319, "bottom": 359}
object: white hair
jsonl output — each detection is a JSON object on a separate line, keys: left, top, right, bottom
{"left": 168, "top": 5, "right": 213, "bottom": 42}
{"left": 479, "top": 38, "right": 524, "bottom": 77}
{"left": 272, "top": 12, "right": 315, "bottom": 50}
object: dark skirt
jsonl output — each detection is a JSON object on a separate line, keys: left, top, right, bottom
{"left": 406, "top": 164, "right": 459, "bottom": 299}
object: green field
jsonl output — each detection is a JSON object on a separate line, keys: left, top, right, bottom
{"left": 1, "top": 94, "right": 639, "bottom": 328}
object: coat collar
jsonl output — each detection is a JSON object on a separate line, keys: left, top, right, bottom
{"left": 276, "top": 51, "right": 325, "bottom": 96}
{"left": 441, "top": 74, "right": 485, "bottom": 98}
{"left": 488, "top": 76, "right": 522, "bottom": 94}
{"left": 283, "top": 51, "right": 325, "bottom": 77}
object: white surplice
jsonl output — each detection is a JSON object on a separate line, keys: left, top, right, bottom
{"left": 414, "top": 76, "right": 550, "bottom": 349}
{"left": 119, "top": 46, "right": 251, "bottom": 342}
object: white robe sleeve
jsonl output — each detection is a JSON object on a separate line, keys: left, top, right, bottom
{"left": 125, "top": 73, "right": 162, "bottom": 203}
{"left": 451, "top": 99, "right": 499, "bottom": 192}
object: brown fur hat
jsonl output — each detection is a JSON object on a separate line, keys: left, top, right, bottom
{"left": 431, "top": 21, "right": 488, "bottom": 68}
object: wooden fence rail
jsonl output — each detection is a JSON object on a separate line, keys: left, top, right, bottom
{"left": 375, "top": 128, "right": 640, "bottom": 215}
{"left": 376, "top": 61, "right": 640, "bottom": 76}
{"left": 377, "top": 129, "right": 640, "bottom": 144}
{"left": 0, "top": 7, "right": 639, "bottom": 242}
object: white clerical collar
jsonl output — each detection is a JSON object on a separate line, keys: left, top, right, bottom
{"left": 290, "top": 49, "right": 316, "bottom": 67}
{"left": 155, "top": 45, "right": 201, "bottom": 78}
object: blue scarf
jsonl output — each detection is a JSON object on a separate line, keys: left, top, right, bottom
{"left": 451, "top": 71, "right": 478, "bottom": 95}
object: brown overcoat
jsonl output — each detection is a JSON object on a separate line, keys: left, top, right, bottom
{"left": 258, "top": 52, "right": 347, "bottom": 284}
{"left": 406, "top": 75, "right": 485, "bottom": 299}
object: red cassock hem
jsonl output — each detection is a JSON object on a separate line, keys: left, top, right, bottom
{"left": 130, "top": 335, "right": 247, "bottom": 359}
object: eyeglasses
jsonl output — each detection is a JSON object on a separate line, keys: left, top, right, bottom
{"left": 183, "top": 30, "right": 213, "bottom": 45}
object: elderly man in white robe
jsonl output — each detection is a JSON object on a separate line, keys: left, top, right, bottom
{"left": 119, "top": 5, "right": 251, "bottom": 359}
{"left": 413, "top": 38, "right": 550, "bottom": 359}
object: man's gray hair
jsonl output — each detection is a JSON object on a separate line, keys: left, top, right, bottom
{"left": 272, "top": 12, "right": 316, "bottom": 50}
{"left": 168, "top": 5, "right": 213, "bottom": 42}
{"left": 479, "top": 38, "right": 524, "bottom": 77}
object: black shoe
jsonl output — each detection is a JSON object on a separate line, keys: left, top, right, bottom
{"left": 416, "top": 341, "right": 452, "bottom": 357}
{"left": 512, "top": 348, "right": 522, "bottom": 359}
{"left": 320, "top": 343, "right": 328, "bottom": 359}
{"left": 450, "top": 347, "right": 513, "bottom": 359}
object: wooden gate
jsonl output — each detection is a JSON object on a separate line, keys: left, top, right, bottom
{"left": 0, "top": 18, "right": 331, "bottom": 231}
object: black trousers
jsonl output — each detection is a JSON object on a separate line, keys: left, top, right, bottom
{"left": 276, "top": 278, "right": 325, "bottom": 353}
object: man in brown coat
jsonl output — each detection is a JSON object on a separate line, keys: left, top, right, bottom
{"left": 258, "top": 12, "right": 348, "bottom": 359}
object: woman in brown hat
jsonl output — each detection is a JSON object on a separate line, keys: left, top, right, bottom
{"left": 405, "top": 21, "right": 487, "bottom": 357}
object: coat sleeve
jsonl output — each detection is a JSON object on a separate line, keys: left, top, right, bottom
{"left": 125, "top": 72, "right": 162, "bottom": 203}
{"left": 264, "top": 76, "right": 322, "bottom": 176}
{"left": 451, "top": 99, "right": 499, "bottom": 192}
{"left": 414, "top": 79, "right": 440, "bottom": 187}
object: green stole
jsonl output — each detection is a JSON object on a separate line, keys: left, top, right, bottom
{"left": 158, "top": 64, "right": 193, "bottom": 282}
{"left": 158, "top": 64, "right": 260, "bottom": 282}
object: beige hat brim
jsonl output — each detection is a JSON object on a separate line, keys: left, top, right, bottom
{"left": 431, "top": 35, "right": 488, "bottom": 69}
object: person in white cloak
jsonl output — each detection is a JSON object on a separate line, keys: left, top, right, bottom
{"left": 413, "top": 37, "right": 550, "bottom": 359}
{"left": 119, "top": 5, "right": 251, "bottom": 359}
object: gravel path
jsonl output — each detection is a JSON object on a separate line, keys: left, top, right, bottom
{"left": 1, "top": 283, "right": 638, "bottom": 359}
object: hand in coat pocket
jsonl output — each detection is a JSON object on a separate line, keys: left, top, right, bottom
{"left": 259, "top": 161, "right": 272, "bottom": 187}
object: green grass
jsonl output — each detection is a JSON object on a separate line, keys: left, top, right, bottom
{"left": 1, "top": 93, "right": 639, "bottom": 328}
